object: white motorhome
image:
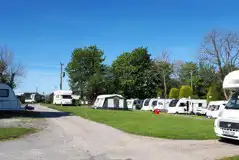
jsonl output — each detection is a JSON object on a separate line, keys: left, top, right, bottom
{"left": 0, "top": 84, "right": 24, "bottom": 111}
{"left": 206, "top": 101, "right": 228, "bottom": 118}
{"left": 93, "top": 94, "right": 127, "bottom": 110}
{"left": 53, "top": 90, "right": 73, "bottom": 105}
{"left": 214, "top": 70, "right": 239, "bottom": 140}
{"left": 167, "top": 98, "right": 207, "bottom": 114}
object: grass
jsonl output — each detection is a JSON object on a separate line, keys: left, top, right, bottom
{"left": 0, "top": 128, "right": 37, "bottom": 141}
{"left": 219, "top": 156, "right": 239, "bottom": 160}
{"left": 42, "top": 103, "right": 217, "bottom": 140}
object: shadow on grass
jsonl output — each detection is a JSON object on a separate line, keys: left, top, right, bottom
{"left": 219, "top": 138, "right": 239, "bottom": 146}
{"left": 0, "top": 110, "right": 72, "bottom": 119}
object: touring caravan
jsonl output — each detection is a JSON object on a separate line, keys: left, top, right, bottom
{"left": 93, "top": 94, "right": 128, "bottom": 110}
{"left": 214, "top": 70, "right": 239, "bottom": 140}
{"left": 0, "top": 84, "right": 26, "bottom": 111}
{"left": 127, "top": 99, "right": 142, "bottom": 110}
{"left": 206, "top": 101, "right": 228, "bottom": 118}
{"left": 141, "top": 98, "right": 173, "bottom": 112}
{"left": 53, "top": 90, "right": 73, "bottom": 105}
{"left": 167, "top": 98, "right": 207, "bottom": 114}
{"left": 141, "top": 99, "right": 153, "bottom": 111}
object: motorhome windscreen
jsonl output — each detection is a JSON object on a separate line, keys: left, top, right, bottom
{"left": 169, "top": 100, "right": 179, "bottom": 107}
{"left": 144, "top": 99, "right": 150, "bottom": 106}
{"left": 62, "top": 95, "right": 72, "bottom": 99}
{"left": 0, "top": 89, "right": 9, "bottom": 97}
{"left": 225, "top": 92, "right": 239, "bottom": 109}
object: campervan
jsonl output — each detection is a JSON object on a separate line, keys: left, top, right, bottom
{"left": 53, "top": 90, "right": 73, "bottom": 105}
{"left": 127, "top": 99, "right": 142, "bottom": 110}
{"left": 0, "top": 84, "right": 25, "bottom": 111}
{"left": 214, "top": 70, "right": 239, "bottom": 140}
{"left": 206, "top": 101, "right": 228, "bottom": 118}
{"left": 167, "top": 98, "right": 207, "bottom": 114}
{"left": 93, "top": 94, "right": 127, "bottom": 110}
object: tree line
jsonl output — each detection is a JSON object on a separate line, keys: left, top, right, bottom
{"left": 66, "top": 30, "right": 239, "bottom": 103}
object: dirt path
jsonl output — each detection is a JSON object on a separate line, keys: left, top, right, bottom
{"left": 0, "top": 104, "right": 238, "bottom": 160}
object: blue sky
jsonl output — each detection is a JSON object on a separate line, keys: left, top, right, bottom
{"left": 1, "top": 0, "right": 239, "bottom": 94}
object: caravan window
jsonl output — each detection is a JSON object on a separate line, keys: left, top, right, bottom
{"left": 0, "top": 89, "right": 9, "bottom": 97}
{"left": 179, "top": 103, "right": 186, "bottom": 107}
{"left": 199, "top": 103, "right": 202, "bottom": 107}
{"left": 144, "top": 99, "right": 150, "bottom": 106}
{"left": 152, "top": 101, "right": 157, "bottom": 106}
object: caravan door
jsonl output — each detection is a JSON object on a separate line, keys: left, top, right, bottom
{"left": 0, "top": 88, "right": 18, "bottom": 110}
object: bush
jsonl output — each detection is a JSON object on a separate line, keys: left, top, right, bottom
{"left": 207, "top": 85, "right": 220, "bottom": 103}
{"left": 169, "top": 88, "right": 179, "bottom": 99}
{"left": 179, "top": 85, "right": 193, "bottom": 98}
{"left": 45, "top": 93, "right": 53, "bottom": 104}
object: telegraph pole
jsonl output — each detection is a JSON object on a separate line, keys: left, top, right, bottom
{"left": 60, "top": 63, "right": 64, "bottom": 90}
{"left": 190, "top": 70, "right": 193, "bottom": 90}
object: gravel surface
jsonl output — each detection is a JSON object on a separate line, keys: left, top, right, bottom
{"left": 0, "top": 104, "right": 238, "bottom": 160}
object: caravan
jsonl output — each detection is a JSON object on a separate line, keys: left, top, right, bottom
{"left": 53, "top": 90, "right": 73, "bottom": 105}
{"left": 167, "top": 98, "right": 207, "bottom": 114}
{"left": 0, "top": 84, "right": 25, "bottom": 111}
{"left": 127, "top": 99, "right": 143, "bottom": 110}
{"left": 141, "top": 98, "right": 173, "bottom": 112}
{"left": 214, "top": 70, "right": 239, "bottom": 140}
{"left": 206, "top": 101, "right": 228, "bottom": 118}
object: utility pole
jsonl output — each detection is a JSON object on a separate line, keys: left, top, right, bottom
{"left": 60, "top": 63, "right": 64, "bottom": 90}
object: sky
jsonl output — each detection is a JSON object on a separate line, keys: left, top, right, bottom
{"left": 1, "top": 0, "right": 239, "bottom": 94}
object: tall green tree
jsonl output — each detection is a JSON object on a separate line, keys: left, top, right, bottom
{"left": 66, "top": 45, "right": 105, "bottom": 101}
{"left": 179, "top": 85, "right": 193, "bottom": 98}
{"left": 207, "top": 84, "right": 221, "bottom": 103}
{"left": 169, "top": 88, "right": 179, "bottom": 99}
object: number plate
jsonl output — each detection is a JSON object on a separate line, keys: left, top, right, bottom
{"left": 223, "top": 131, "right": 235, "bottom": 136}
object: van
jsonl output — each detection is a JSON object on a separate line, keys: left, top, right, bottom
{"left": 53, "top": 90, "right": 73, "bottom": 105}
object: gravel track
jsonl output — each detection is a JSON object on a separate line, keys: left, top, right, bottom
{"left": 0, "top": 104, "right": 238, "bottom": 160}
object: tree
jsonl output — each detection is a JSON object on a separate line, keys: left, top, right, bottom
{"left": 200, "top": 30, "right": 239, "bottom": 99}
{"left": 169, "top": 88, "right": 179, "bottom": 99}
{"left": 66, "top": 45, "right": 105, "bottom": 101}
{"left": 179, "top": 62, "right": 198, "bottom": 88}
{"left": 0, "top": 46, "right": 24, "bottom": 88}
{"left": 112, "top": 47, "right": 157, "bottom": 98}
{"left": 207, "top": 85, "right": 221, "bottom": 103}
{"left": 179, "top": 85, "right": 193, "bottom": 98}
{"left": 154, "top": 51, "right": 173, "bottom": 98}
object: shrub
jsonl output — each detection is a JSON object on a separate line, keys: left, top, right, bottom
{"left": 169, "top": 88, "right": 179, "bottom": 99}
{"left": 179, "top": 85, "right": 193, "bottom": 98}
{"left": 207, "top": 85, "right": 220, "bottom": 103}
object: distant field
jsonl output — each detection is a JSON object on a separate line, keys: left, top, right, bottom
{"left": 219, "top": 156, "right": 239, "bottom": 160}
{"left": 42, "top": 103, "right": 217, "bottom": 140}
{"left": 0, "top": 128, "right": 37, "bottom": 141}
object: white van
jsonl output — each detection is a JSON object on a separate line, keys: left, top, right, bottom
{"left": 168, "top": 98, "right": 207, "bottom": 114}
{"left": 214, "top": 70, "right": 239, "bottom": 140}
{"left": 53, "top": 90, "right": 73, "bottom": 105}
{"left": 0, "top": 84, "right": 24, "bottom": 111}
{"left": 206, "top": 101, "right": 228, "bottom": 118}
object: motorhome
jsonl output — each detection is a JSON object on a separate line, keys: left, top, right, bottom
{"left": 214, "top": 70, "right": 239, "bottom": 140}
{"left": 127, "top": 99, "right": 142, "bottom": 110}
{"left": 206, "top": 101, "right": 228, "bottom": 118}
{"left": 0, "top": 84, "right": 25, "bottom": 111}
{"left": 53, "top": 90, "right": 73, "bottom": 105}
{"left": 167, "top": 98, "right": 207, "bottom": 114}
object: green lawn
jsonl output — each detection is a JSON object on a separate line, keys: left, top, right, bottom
{"left": 0, "top": 128, "right": 37, "bottom": 141}
{"left": 219, "top": 156, "right": 239, "bottom": 160}
{"left": 42, "top": 103, "right": 217, "bottom": 140}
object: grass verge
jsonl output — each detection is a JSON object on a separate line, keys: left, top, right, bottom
{"left": 42, "top": 103, "right": 217, "bottom": 140}
{"left": 0, "top": 128, "right": 37, "bottom": 141}
{"left": 219, "top": 156, "right": 239, "bottom": 160}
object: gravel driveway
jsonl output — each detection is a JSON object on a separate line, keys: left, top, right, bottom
{"left": 0, "top": 104, "right": 238, "bottom": 160}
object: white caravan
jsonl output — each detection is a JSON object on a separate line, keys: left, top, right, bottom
{"left": 25, "top": 94, "right": 36, "bottom": 103}
{"left": 167, "top": 98, "right": 207, "bottom": 114}
{"left": 214, "top": 70, "right": 239, "bottom": 140}
{"left": 127, "top": 99, "right": 142, "bottom": 110}
{"left": 141, "top": 99, "right": 153, "bottom": 111}
{"left": 0, "top": 83, "right": 24, "bottom": 111}
{"left": 206, "top": 101, "right": 228, "bottom": 118}
{"left": 93, "top": 94, "right": 127, "bottom": 110}
{"left": 53, "top": 90, "right": 73, "bottom": 105}
{"left": 141, "top": 98, "right": 173, "bottom": 112}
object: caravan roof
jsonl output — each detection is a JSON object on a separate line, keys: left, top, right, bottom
{"left": 54, "top": 90, "right": 72, "bottom": 95}
{"left": 96, "top": 94, "right": 125, "bottom": 99}
{"left": 223, "top": 70, "right": 239, "bottom": 90}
